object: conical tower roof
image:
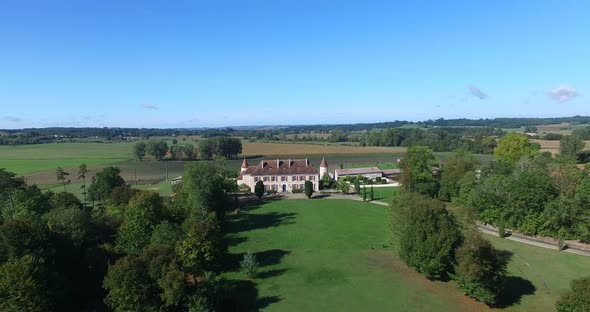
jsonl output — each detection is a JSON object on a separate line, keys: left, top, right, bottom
{"left": 241, "top": 158, "right": 249, "bottom": 168}
{"left": 320, "top": 157, "right": 328, "bottom": 168}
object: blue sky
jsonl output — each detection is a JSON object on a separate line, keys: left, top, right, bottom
{"left": 0, "top": 0, "right": 588, "bottom": 128}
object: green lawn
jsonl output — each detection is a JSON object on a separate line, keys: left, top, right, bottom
{"left": 0, "top": 142, "right": 136, "bottom": 175}
{"left": 222, "top": 199, "right": 590, "bottom": 312}
{"left": 360, "top": 186, "right": 399, "bottom": 204}
{"left": 343, "top": 162, "right": 399, "bottom": 170}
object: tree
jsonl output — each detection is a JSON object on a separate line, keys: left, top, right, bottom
{"left": 255, "top": 181, "right": 264, "bottom": 199}
{"left": 116, "top": 191, "right": 164, "bottom": 254}
{"left": 438, "top": 149, "right": 479, "bottom": 201}
{"left": 453, "top": 231, "right": 506, "bottom": 306}
{"left": 175, "top": 210, "right": 223, "bottom": 274}
{"left": 133, "top": 142, "right": 147, "bottom": 161}
{"left": 400, "top": 146, "right": 440, "bottom": 197}
{"left": 146, "top": 140, "right": 169, "bottom": 161}
{"left": 0, "top": 255, "right": 51, "bottom": 312}
{"left": 555, "top": 276, "right": 590, "bottom": 312}
{"left": 304, "top": 181, "right": 314, "bottom": 199}
{"left": 494, "top": 133, "right": 539, "bottom": 164}
{"left": 391, "top": 192, "right": 462, "bottom": 280}
{"left": 0, "top": 169, "right": 26, "bottom": 213}
{"left": 370, "top": 185, "right": 374, "bottom": 201}
{"left": 103, "top": 256, "right": 159, "bottom": 311}
{"left": 77, "top": 163, "right": 88, "bottom": 207}
{"left": 362, "top": 185, "right": 367, "bottom": 202}
{"left": 55, "top": 167, "right": 70, "bottom": 192}
{"left": 354, "top": 178, "right": 360, "bottom": 194}
{"left": 560, "top": 135, "right": 585, "bottom": 159}
{"left": 240, "top": 251, "right": 259, "bottom": 279}
{"left": 87, "top": 167, "right": 125, "bottom": 204}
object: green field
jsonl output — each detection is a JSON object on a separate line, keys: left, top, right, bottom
{"left": 0, "top": 142, "right": 135, "bottom": 175}
{"left": 222, "top": 199, "right": 590, "bottom": 311}
{"left": 360, "top": 186, "right": 399, "bottom": 204}
{"left": 343, "top": 162, "right": 399, "bottom": 170}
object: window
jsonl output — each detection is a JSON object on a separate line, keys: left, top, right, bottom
{"left": 292, "top": 176, "right": 297, "bottom": 181}
{"left": 281, "top": 176, "right": 286, "bottom": 182}
{"left": 293, "top": 184, "right": 298, "bottom": 190}
{"left": 299, "top": 176, "right": 304, "bottom": 181}
{"left": 272, "top": 185, "right": 277, "bottom": 191}
{"left": 300, "top": 184, "right": 304, "bottom": 189}
{"left": 309, "top": 176, "right": 315, "bottom": 181}
{"left": 254, "top": 177, "right": 259, "bottom": 182}
{"left": 263, "top": 176, "right": 269, "bottom": 182}
{"left": 271, "top": 176, "right": 276, "bottom": 182}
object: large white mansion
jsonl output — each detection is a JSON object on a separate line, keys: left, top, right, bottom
{"left": 237, "top": 158, "right": 328, "bottom": 192}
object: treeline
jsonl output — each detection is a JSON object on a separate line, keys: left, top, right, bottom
{"left": 393, "top": 140, "right": 590, "bottom": 308}
{"left": 133, "top": 137, "right": 243, "bottom": 161}
{"left": 398, "top": 133, "right": 590, "bottom": 241}
{"left": 4, "top": 115, "right": 590, "bottom": 145}
{"left": 0, "top": 161, "right": 242, "bottom": 311}
{"left": 358, "top": 127, "right": 500, "bottom": 153}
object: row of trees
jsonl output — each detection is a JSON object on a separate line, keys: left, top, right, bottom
{"left": 359, "top": 128, "right": 499, "bottom": 154}
{"left": 0, "top": 160, "right": 238, "bottom": 311}
{"left": 138, "top": 140, "right": 198, "bottom": 161}
{"left": 391, "top": 192, "right": 506, "bottom": 305}
{"left": 197, "top": 137, "right": 242, "bottom": 160}
{"left": 399, "top": 133, "right": 590, "bottom": 242}
{"left": 395, "top": 138, "right": 590, "bottom": 308}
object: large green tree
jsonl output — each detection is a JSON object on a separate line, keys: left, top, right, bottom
{"left": 0, "top": 255, "right": 51, "bottom": 312}
{"left": 494, "top": 133, "right": 539, "bottom": 164}
{"left": 399, "top": 146, "right": 440, "bottom": 197}
{"left": 560, "top": 135, "right": 585, "bottom": 159}
{"left": 116, "top": 191, "right": 164, "bottom": 254}
{"left": 555, "top": 276, "right": 590, "bottom": 312}
{"left": 87, "top": 167, "right": 125, "bottom": 204}
{"left": 453, "top": 231, "right": 506, "bottom": 306}
{"left": 55, "top": 167, "right": 70, "bottom": 192}
{"left": 391, "top": 192, "right": 462, "bottom": 279}
{"left": 133, "top": 142, "right": 147, "bottom": 161}
{"left": 146, "top": 140, "right": 169, "bottom": 161}
{"left": 438, "top": 149, "right": 479, "bottom": 201}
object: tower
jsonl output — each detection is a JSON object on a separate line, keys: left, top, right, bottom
{"left": 240, "top": 158, "right": 249, "bottom": 173}
{"left": 320, "top": 157, "right": 328, "bottom": 178}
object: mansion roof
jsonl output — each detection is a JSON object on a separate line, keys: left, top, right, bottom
{"left": 238, "top": 159, "right": 318, "bottom": 179}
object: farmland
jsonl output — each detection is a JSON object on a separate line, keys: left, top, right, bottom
{"left": 223, "top": 198, "right": 590, "bottom": 311}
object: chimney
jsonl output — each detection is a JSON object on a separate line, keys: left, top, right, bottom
{"left": 277, "top": 159, "right": 280, "bottom": 168}
{"left": 260, "top": 160, "right": 264, "bottom": 168}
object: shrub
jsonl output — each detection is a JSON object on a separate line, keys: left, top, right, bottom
{"left": 254, "top": 181, "right": 264, "bottom": 199}
{"left": 453, "top": 231, "right": 506, "bottom": 306}
{"left": 498, "top": 222, "right": 506, "bottom": 238}
{"left": 392, "top": 193, "right": 462, "bottom": 280}
{"left": 556, "top": 276, "right": 590, "bottom": 312}
{"left": 292, "top": 189, "right": 304, "bottom": 194}
{"left": 304, "top": 181, "right": 314, "bottom": 199}
{"left": 240, "top": 252, "right": 259, "bottom": 279}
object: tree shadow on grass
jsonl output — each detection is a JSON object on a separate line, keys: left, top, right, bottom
{"left": 224, "top": 210, "right": 296, "bottom": 234}
{"left": 257, "top": 268, "right": 289, "bottom": 279}
{"left": 495, "top": 276, "right": 536, "bottom": 308}
{"left": 494, "top": 250, "right": 536, "bottom": 308}
{"left": 222, "top": 249, "right": 291, "bottom": 272}
{"left": 219, "top": 279, "right": 282, "bottom": 311}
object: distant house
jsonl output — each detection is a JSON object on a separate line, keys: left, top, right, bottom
{"left": 334, "top": 167, "right": 401, "bottom": 181}
{"left": 237, "top": 158, "right": 329, "bottom": 193}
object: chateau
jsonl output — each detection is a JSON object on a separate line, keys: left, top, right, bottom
{"left": 237, "top": 158, "right": 328, "bottom": 193}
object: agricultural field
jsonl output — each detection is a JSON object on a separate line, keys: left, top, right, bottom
{"left": 223, "top": 198, "right": 590, "bottom": 312}
{"left": 240, "top": 142, "right": 405, "bottom": 156}
{"left": 532, "top": 139, "right": 590, "bottom": 154}
{"left": 359, "top": 186, "right": 399, "bottom": 204}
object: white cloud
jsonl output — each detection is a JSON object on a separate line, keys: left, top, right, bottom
{"left": 547, "top": 85, "right": 580, "bottom": 102}
{"left": 140, "top": 104, "right": 158, "bottom": 110}
{"left": 468, "top": 85, "right": 487, "bottom": 99}
{"left": 3, "top": 116, "right": 22, "bottom": 122}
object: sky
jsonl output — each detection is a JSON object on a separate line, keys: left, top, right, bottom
{"left": 0, "top": 0, "right": 589, "bottom": 129}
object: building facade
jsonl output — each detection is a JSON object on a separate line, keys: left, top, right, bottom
{"left": 237, "top": 158, "right": 328, "bottom": 193}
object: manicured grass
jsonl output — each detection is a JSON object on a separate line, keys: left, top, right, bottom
{"left": 360, "top": 186, "right": 399, "bottom": 204}
{"left": 222, "top": 199, "right": 590, "bottom": 311}
{"left": 343, "top": 162, "right": 399, "bottom": 170}
{"left": 131, "top": 181, "right": 174, "bottom": 197}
